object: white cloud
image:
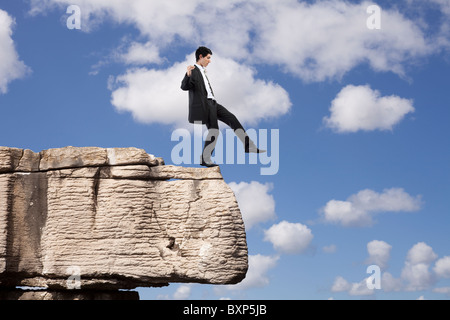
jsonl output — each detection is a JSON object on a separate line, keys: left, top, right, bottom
{"left": 331, "top": 276, "right": 374, "bottom": 296}
{"left": 120, "top": 42, "right": 163, "bottom": 66}
{"left": 28, "top": 0, "right": 440, "bottom": 82}
{"left": 0, "top": 9, "right": 30, "bottom": 94}
{"left": 331, "top": 276, "right": 351, "bottom": 292}
{"left": 332, "top": 240, "right": 394, "bottom": 296}
{"left": 434, "top": 256, "right": 450, "bottom": 279}
{"left": 401, "top": 242, "right": 438, "bottom": 291}
{"left": 156, "top": 284, "right": 192, "bottom": 300}
{"left": 89, "top": 38, "right": 164, "bottom": 75}
{"left": 332, "top": 241, "right": 450, "bottom": 296}
{"left": 27, "top": 1, "right": 448, "bottom": 134}
{"left": 348, "top": 279, "right": 376, "bottom": 296}
{"left": 108, "top": 54, "right": 291, "bottom": 127}
{"left": 263, "top": 221, "right": 313, "bottom": 255}
{"left": 321, "top": 188, "right": 422, "bottom": 227}
{"left": 401, "top": 263, "right": 435, "bottom": 292}
{"left": 332, "top": 272, "right": 386, "bottom": 296}
{"left": 207, "top": 55, "right": 292, "bottom": 126}
{"left": 406, "top": 242, "right": 438, "bottom": 265}
{"left": 251, "top": 0, "right": 431, "bottom": 81}
{"left": 228, "top": 181, "right": 276, "bottom": 230}
{"left": 381, "top": 272, "right": 403, "bottom": 292}
{"left": 225, "top": 254, "right": 279, "bottom": 291}
{"left": 322, "top": 199, "right": 372, "bottom": 227}
{"left": 108, "top": 58, "right": 188, "bottom": 126}
{"left": 324, "top": 85, "right": 415, "bottom": 133}
{"left": 366, "top": 240, "right": 392, "bottom": 270}
{"left": 29, "top": 0, "right": 200, "bottom": 41}
{"left": 173, "top": 285, "right": 192, "bottom": 300}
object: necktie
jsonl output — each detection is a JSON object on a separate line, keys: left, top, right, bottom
{"left": 203, "top": 69, "right": 215, "bottom": 97}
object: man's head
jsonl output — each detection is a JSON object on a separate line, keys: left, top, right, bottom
{"left": 196, "top": 46, "right": 212, "bottom": 67}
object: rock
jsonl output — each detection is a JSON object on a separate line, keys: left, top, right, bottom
{"left": 0, "top": 147, "right": 23, "bottom": 173}
{"left": 0, "top": 289, "right": 140, "bottom": 300}
{"left": 0, "top": 146, "right": 248, "bottom": 292}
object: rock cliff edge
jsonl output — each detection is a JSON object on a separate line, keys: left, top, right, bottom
{"left": 0, "top": 146, "right": 248, "bottom": 293}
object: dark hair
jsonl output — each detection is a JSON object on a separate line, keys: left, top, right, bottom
{"left": 195, "top": 46, "right": 212, "bottom": 62}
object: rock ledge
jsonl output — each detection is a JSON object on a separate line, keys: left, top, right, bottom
{"left": 0, "top": 146, "right": 248, "bottom": 292}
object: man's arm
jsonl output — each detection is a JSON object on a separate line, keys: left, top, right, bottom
{"left": 181, "top": 65, "right": 196, "bottom": 91}
{"left": 186, "top": 65, "right": 195, "bottom": 77}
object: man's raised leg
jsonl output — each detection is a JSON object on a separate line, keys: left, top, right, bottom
{"left": 216, "top": 104, "right": 266, "bottom": 153}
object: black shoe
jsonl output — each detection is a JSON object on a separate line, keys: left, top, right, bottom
{"left": 245, "top": 146, "right": 267, "bottom": 154}
{"left": 200, "top": 157, "right": 219, "bottom": 168}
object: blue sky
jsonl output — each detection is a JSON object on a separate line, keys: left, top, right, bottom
{"left": 1, "top": 0, "right": 449, "bottom": 300}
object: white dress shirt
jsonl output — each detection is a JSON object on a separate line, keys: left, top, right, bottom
{"left": 195, "top": 64, "right": 215, "bottom": 100}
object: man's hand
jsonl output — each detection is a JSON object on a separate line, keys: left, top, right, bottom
{"left": 187, "top": 65, "right": 195, "bottom": 77}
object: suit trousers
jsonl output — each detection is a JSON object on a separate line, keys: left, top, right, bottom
{"left": 202, "top": 99, "right": 250, "bottom": 160}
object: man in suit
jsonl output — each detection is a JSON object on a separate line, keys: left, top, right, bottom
{"left": 181, "top": 46, "right": 265, "bottom": 167}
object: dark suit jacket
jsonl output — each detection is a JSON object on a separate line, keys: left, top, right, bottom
{"left": 181, "top": 66, "right": 210, "bottom": 124}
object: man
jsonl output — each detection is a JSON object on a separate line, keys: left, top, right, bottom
{"left": 181, "top": 46, "right": 265, "bottom": 168}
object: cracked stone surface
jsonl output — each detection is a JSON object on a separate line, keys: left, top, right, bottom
{"left": 0, "top": 146, "right": 248, "bottom": 290}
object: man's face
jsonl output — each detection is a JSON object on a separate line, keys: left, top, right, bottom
{"left": 198, "top": 54, "right": 212, "bottom": 68}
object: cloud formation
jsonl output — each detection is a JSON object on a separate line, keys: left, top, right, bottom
{"left": 434, "top": 256, "right": 450, "bottom": 279}
{"left": 321, "top": 188, "right": 422, "bottom": 227}
{"left": 331, "top": 276, "right": 375, "bottom": 296}
{"left": 366, "top": 240, "right": 392, "bottom": 270}
{"left": 27, "top": 0, "right": 447, "bottom": 130}
{"left": 264, "top": 221, "right": 314, "bottom": 254}
{"left": 108, "top": 54, "right": 291, "bottom": 127}
{"left": 250, "top": 0, "right": 431, "bottom": 81}
{"left": 324, "top": 85, "right": 415, "bottom": 133}
{"left": 173, "top": 285, "right": 192, "bottom": 300}
{"left": 29, "top": 0, "right": 438, "bottom": 82}
{"left": 332, "top": 241, "right": 450, "bottom": 297}
{"left": 0, "top": 9, "right": 30, "bottom": 94}
{"left": 401, "top": 242, "right": 438, "bottom": 291}
{"left": 228, "top": 181, "right": 276, "bottom": 230}
{"left": 120, "top": 42, "right": 163, "bottom": 66}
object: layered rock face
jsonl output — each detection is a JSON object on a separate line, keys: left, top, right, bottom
{"left": 0, "top": 146, "right": 248, "bottom": 294}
